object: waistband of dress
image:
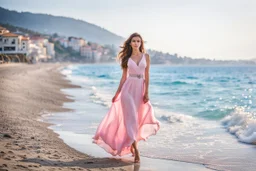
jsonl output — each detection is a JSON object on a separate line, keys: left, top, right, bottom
{"left": 128, "top": 74, "right": 144, "bottom": 79}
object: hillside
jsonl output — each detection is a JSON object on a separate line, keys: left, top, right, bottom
{"left": 0, "top": 6, "right": 124, "bottom": 46}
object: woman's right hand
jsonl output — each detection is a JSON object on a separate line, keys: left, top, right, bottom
{"left": 112, "top": 94, "right": 118, "bottom": 103}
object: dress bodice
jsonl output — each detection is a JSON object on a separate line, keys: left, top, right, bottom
{"left": 127, "top": 53, "right": 147, "bottom": 76}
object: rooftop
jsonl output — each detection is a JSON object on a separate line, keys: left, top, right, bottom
{"left": 21, "top": 37, "right": 29, "bottom": 41}
{"left": 30, "top": 36, "right": 45, "bottom": 40}
{"left": 2, "top": 32, "right": 19, "bottom": 37}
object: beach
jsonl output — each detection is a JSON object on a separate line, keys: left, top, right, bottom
{"left": 0, "top": 63, "right": 90, "bottom": 171}
{"left": 0, "top": 63, "right": 214, "bottom": 171}
{"left": 0, "top": 63, "right": 133, "bottom": 171}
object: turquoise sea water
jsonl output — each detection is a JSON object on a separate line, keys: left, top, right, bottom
{"left": 66, "top": 64, "right": 256, "bottom": 120}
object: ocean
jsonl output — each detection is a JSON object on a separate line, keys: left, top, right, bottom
{"left": 42, "top": 64, "right": 256, "bottom": 171}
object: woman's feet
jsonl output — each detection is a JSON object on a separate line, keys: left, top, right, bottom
{"left": 131, "top": 141, "right": 140, "bottom": 163}
{"left": 134, "top": 149, "right": 140, "bottom": 163}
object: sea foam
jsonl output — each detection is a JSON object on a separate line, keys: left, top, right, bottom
{"left": 221, "top": 107, "right": 256, "bottom": 144}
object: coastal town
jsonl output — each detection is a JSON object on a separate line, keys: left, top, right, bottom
{"left": 0, "top": 23, "right": 255, "bottom": 65}
{"left": 0, "top": 25, "right": 115, "bottom": 64}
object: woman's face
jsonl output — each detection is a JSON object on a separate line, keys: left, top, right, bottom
{"left": 130, "top": 36, "right": 141, "bottom": 50}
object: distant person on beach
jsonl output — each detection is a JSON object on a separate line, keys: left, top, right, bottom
{"left": 93, "top": 33, "right": 160, "bottom": 163}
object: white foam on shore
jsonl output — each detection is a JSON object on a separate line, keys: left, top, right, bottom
{"left": 61, "top": 65, "right": 74, "bottom": 75}
{"left": 36, "top": 110, "right": 54, "bottom": 122}
{"left": 90, "top": 86, "right": 112, "bottom": 107}
{"left": 221, "top": 107, "right": 256, "bottom": 144}
{"left": 161, "top": 112, "right": 194, "bottom": 123}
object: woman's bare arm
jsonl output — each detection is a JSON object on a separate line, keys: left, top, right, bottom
{"left": 143, "top": 53, "right": 150, "bottom": 103}
{"left": 144, "top": 53, "right": 150, "bottom": 96}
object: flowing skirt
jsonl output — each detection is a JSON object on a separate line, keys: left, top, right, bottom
{"left": 93, "top": 77, "right": 160, "bottom": 156}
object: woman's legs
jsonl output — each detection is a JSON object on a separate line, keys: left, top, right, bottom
{"left": 130, "top": 145, "right": 135, "bottom": 156}
{"left": 132, "top": 141, "right": 140, "bottom": 163}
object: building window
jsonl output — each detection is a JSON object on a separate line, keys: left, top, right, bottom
{"left": 0, "top": 47, "right": 2, "bottom": 51}
{"left": 23, "top": 46, "right": 25, "bottom": 49}
{"left": 11, "top": 39, "right": 15, "bottom": 44}
{"left": 23, "top": 42, "right": 25, "bottom": 45}
{"left": 4, "top": 47, "right": 15, "bottom": 51}
{"left": 0, "top": 38, "right": 2, "bottom": 42}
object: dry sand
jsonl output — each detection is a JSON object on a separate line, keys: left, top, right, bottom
{"left": 0, "top": 63, "right": 136, "bottom": 171}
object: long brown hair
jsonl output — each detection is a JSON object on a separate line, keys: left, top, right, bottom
{"left": 117, "top": 33, "right": 145, "bottom": 69}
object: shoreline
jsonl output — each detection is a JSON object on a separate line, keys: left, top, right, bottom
{"left": 0, "top": 63, "right": 217, "bottom": 171}
{"left": 0, "top": 63, "right": 134, "bottom": 171}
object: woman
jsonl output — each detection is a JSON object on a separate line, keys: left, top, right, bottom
{"left": 93, "top": 33, "right": 160, "bottom": 163}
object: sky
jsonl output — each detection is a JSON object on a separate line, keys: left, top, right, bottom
{"left": 0, "top": 0, "right": 256, "bottom": 60}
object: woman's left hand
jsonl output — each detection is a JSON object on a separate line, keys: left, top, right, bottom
{"left": 143, "top": 94, "right": 149, "bottom": 103}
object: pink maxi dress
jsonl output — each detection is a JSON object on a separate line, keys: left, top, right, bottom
{"left": 93, "top": 53, "right": 160, "bottom": 156}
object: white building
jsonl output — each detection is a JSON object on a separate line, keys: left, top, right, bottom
{"left": 68, "top": 37, "right": 86, "bottom": 52}
{"left": 0, "top": 26, "right": 29, "bottom": 55}
{"left": 29, "top": 36, "right": 47, "bottom": 59}
{"left": 58, "top": 38, "right": 68, "bottom": 48}
{"left": 92, "top": 50, "right": 102, "bottom": 63}
{"left": 46, "top": 42, "right": 55, "bottom": 58}
{"left": 29, "top": 36, "right": 55, "bottom": 61}
{"left": 90, "top": 43, "right": 99, "bottom": 50}
{"left": 80, "top": 46, "right": 93, "bottom": 59}
{"left": 0, "top": 32, "right": 19, "bottom": 54}
{"left": 30, "top": 36, "right": 45, "bottom": 46}
{"left": 21, "top": 37, "right": 29, "bottom": 53}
